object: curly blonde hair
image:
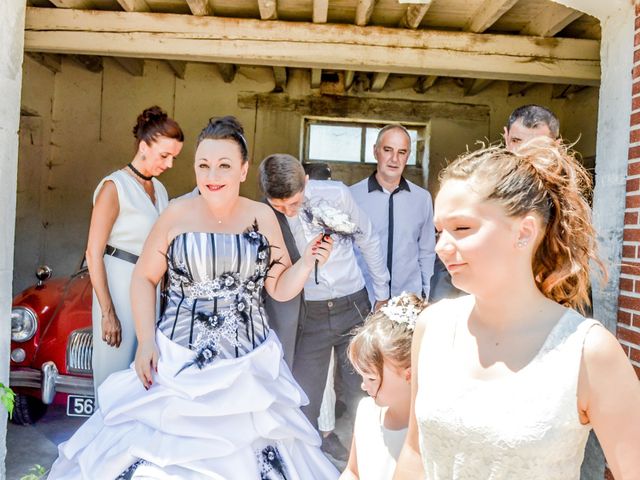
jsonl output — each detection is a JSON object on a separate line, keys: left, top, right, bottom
{"left": 439, "top": 137, "right": 606, "bottom": 310}
{"left": 348, "top": 293, "right": 427, "bottom": 392}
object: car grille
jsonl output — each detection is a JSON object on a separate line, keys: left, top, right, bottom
{"left": 66, "top": 328, "right": 93, "bottom": 374}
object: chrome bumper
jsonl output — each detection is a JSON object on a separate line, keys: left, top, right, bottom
{"left": 10, "top": 362, "right": 94, "bottom": 404}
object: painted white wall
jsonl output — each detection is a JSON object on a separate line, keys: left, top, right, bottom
{"left": 0, "top": 1, "right": 26, "bottom": 478}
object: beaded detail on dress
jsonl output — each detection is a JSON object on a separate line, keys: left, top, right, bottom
{"left": 415, "top": 296, "right": 599, "bottom": 480}
{"left": 157, "top": 222, "right": 278, "bottom": 372}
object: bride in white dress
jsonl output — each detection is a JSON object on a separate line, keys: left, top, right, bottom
{"left": 48, "top": 116, "right": 339, "bottom": 479}
{"left": 393, "top": 139, "right": 640, "bottom": 480}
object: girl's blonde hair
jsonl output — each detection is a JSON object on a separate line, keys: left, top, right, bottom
{"left": 439, "top": 137, "right": 606, "bottom": 311}
{"left": 348, "top": 293, "right": 426, "bottom": 388}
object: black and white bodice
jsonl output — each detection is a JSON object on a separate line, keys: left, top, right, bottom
{"left": 157, "top": 225, "right": 274, "bottom": 372}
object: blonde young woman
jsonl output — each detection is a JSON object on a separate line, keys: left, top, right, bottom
{"left": 50, "top": 116, "right": 339, "bottom": 479}
{"left": 86, "top": 106, "right": 183, "bottom": 397}
{"left": 394, "top": 139, "right": 640, "bottom": 479}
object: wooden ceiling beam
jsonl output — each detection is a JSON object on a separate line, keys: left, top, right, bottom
{"left": 508, "top": 81, "right": 535, "bottom": 96}
{"left": 344, "top": 70, "right": 355, "bottom": 89}
{"left": 49, "top": 0, "right": 94, "bottom": 8}
{"left": 26, "top": 52, "right": 62, "bottom": 74}
{"left": 186, "top": 0, "right": 212, "bottom": 16}
{"left": 258, "top": 0, "right": 277, "bottom": 20}
{"left": 311, "top": 68, "right": 322, "bottom": 88}
{"left": 24, "top": 7, "right": 600, "bottom": 86}
{"left": 399, "top": 2, "right": 432, "bottom": 29}
{"left": 112, "top": 57, "right": 144, "bottom": 76}
{"left": 116, "top": 0, "right": 150, "bottom": 12}
{"left": 69, "top": 54, "right": 103, "bottom": 72}
{"left": 371, "top": 72, "right": 390, "bottom": 91}
{"left": 521, "top": 3, "right": 583, "bottom": 37}
{"left": 463, "top": 78, "right": 494, "bottom": 96}
{"left": 413, "top": 75, "right": 438, "bottom": 93}
{"left": 464, "top": 0, "right": 518, "bottom": 33}
{"left": 313, "top": 0, "right": 329, "bottom": 23}
{"left": 217, "top": 63, "right": 236, "bottom": 83}
{"left": 166, "top": 60, "right": 186, "bottom": 79}
{"left": 355, "top": 0, "right": 376, "bottom": 27}
{"left": 273, "top": 66, "right": 287, "bottom": 91}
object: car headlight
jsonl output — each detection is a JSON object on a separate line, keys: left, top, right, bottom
{"left": 11, "top": 307, "right": 38, "bottom": 342}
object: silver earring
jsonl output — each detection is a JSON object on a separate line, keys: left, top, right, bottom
{"left": 517, "top": 240, "right": 527, "bottom": 248}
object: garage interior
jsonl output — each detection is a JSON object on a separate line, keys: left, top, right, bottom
{"left": 15, "top": 0, "right": 602, "bottom": 294}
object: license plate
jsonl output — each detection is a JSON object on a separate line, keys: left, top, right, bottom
{"left": 66, "top": 395, "right": 95, "bottom": 417}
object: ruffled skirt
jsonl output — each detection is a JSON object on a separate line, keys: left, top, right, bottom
{"left": 48, "top": 330, "right": 339, "bottom": 479}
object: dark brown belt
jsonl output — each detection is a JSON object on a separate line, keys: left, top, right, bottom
{"left": 104, "top": 245, "right": 139, "bottom": 264}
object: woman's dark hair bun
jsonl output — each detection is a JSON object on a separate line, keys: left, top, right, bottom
{"left": 132, "top": 105, "right": 184, "bottom": 145}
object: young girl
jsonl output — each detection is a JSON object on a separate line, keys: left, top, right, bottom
{"left": 394, "top": 138, "right": 640, "bottom": 479}
{"left": 341, "top": 292, "right": 427, "bottom": 480}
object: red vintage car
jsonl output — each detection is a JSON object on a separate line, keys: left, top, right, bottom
{"left": 9, "top": 262, "right": 94, "bottom": 424}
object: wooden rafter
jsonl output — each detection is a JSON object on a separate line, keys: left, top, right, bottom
{"left": 521, "top": 3, "right": 583, "bottom": 37}
{"left": 166, "top": 60, "right": 186, "bottom": 79}
{"left": 69, "top": 54, "right": 103, "bottom": 72}
{"left": 27, "top": 53, "right": 62, "bottom": 74}
{"left": 355, "top": 0, "right": 376, "bottom": 27}
{"left": 344, "top": 70, "right": 355, "bottom": 89}
{"left": 217, "top": 63, "right": 236, "bottom": 83}
{"left": 258, "top": 0, "right": 277, "bottom": 20}
{"left": 273, "top": 66, "right": 287, "bottom": 91}
{"left": 24, "top": 7, "right": 601, "bottom": 86}
{"left": 112, "top": 57, "right": 144, "bottom": 76}
{"left": 508, "top": 81, "right": 535, "bottom": 96}
{"left": 116, "top": 0, "right": 150, "bottom": 12}
{"left": 49, "top": 0, "right": 94, "bottom": 8}
{"left": 463, "top": 78, "right": 494, "bottom": 96}
{"left": 413, "top": 75, "right": 438, "bottom": 93}
{"left": 371, "top": 72, "right": 389, "bottom": 92}
{"left": 399, "top": 2, "right": 432, "bottom": 29}
{"left": 311, "top": 69, "right": 322, "bottom": 88}
{"left": 465, "top": 0, "right": 518, "bottom": 33}
{"left": 186, "top": 0, "right": 212, "bottom": 16}
{"left": 313, "top": 0, "right": 329, "bottom": 23}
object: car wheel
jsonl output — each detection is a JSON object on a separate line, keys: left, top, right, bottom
{"left": 10, "top": 394, "right": 48, "bottom": 425}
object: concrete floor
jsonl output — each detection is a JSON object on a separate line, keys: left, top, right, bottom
{"left": 6, "top": 405, "right": 87, "bottom": 480}
{"left": 5, "top": 403, "right": 351, "bottom": 479}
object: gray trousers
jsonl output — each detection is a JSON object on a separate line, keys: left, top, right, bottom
{"left": 292, "top": 288, "right": 370, "bottom": 430}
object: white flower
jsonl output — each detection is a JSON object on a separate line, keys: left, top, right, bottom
{"left": 379, "top": 292, "right": 421, "bottom": 331}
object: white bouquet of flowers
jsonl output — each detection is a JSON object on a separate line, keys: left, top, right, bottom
{"left": 301, "top": 199, "right": 361, "bottom": 283}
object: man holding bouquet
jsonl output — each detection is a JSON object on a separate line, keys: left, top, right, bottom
{"left": 258, "top": 153, "right": 389, "bottom": 453}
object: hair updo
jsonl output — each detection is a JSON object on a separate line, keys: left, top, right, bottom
{"left": 133, "top": 106, "right": 184, "bottom": 146}
{"left": 196, "top": 116, "right": 249, "bottom": 163}
{"left": 439, "top": 137, "right": 606, "bottom": 311}
{"left": 348, "top": 293, "right": 426, "bottom": 389}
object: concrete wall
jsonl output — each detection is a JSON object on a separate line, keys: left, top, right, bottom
{"left": 15, "top": 57, "right": 600, "bottom": 293}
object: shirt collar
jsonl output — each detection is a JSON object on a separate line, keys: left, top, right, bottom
{"left": 367, "top": 172, "right": 411, "bottom": 194}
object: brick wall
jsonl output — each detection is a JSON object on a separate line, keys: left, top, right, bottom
{"left": 618, "top": 4, "right": 640, "bottom": 381}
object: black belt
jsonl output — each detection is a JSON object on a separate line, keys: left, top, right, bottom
{"left": 104, "top": 245, "right": 139, "bottom": 264}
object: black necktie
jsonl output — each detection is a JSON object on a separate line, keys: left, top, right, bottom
{"left": 387, "top": 187, "right": 401, "bottom": 297}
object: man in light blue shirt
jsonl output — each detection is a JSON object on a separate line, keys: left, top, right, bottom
{"left": 259, "top": 154, "right": 389, "bottom": 451}
{"left": 351, "top": 124, "right": 436, "bottom": 300}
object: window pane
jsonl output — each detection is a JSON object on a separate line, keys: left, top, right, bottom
{"left": 308, "top": 124, "right": 362, "bottom": 162}
{"left": 364, "top": 127, "right": 419, "bottom": 165}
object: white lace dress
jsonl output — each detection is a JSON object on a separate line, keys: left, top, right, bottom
{"left": 415, "top": 296, "right": 598, "bottom": 480}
